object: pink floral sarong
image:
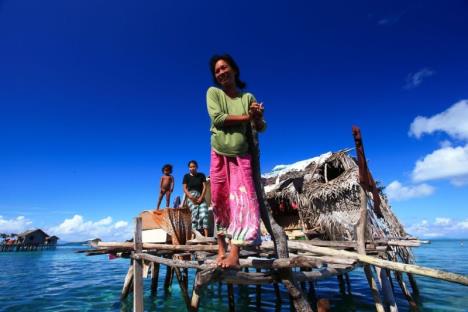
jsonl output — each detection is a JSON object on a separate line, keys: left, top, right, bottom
{"left": 210, "top": 149, "right": 260, "bottom": 246}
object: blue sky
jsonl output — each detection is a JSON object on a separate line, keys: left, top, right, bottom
{"left": 1, "top": 0, "right": 467, "bottom": 240}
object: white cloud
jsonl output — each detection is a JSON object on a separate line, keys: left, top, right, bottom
{"left": 457, "top": 220, "right": 468, "bottom": 230}
{"left": 386, "top": 180, "right": 435, "bottom": 201}
{"left": 114, "top": 221, "right": 129, "bottom": 229}
{"left": 434, "top": 217, "right": 451, "bottom": 226}
{"left": 404, "top": 68, "right": 435, "bottom": 89}
{"left": 409, "top": 100, "right": 468, "bottom": 140}
{"left": 407, "top": 217, "right": 468, "bottom": 238}
{"left": 412, "top": 144, "right": 468, "bottom": 185}
{"left": 49, "top": 214, "right": 132, "bottom": 242}
{"left": 408, "top": 100, "right": 468, "bottom": 186}
{"left": 0, "top": 215, "right": 33, "bottom": 234}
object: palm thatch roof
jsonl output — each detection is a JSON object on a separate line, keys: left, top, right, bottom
{"left": 263, "top": 150, "right": 408, "bottom": 246}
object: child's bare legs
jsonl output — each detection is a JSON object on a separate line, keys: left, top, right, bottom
{"left": 216, "top": 234, "right": 227, "bottom": 265}
{"left": 156, "top": 191, "right": 165, "bottom": 209}
{"left": 220, "top": 243, "right": 239, "bottom": 268}
{"left": 165, "top": 191, "right": 171, "bottom": 208}
{"left": 203, "top": 228, "right": 209, "bottom": 237}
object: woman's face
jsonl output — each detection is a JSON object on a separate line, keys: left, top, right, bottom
{"left": 189, "top": 163, "right": 197, "bottom": 175}
{"left": 214, "top": 59, "right": 236, "bottom": 88}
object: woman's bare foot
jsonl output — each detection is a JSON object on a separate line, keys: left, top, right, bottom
{"left": 216, "top": 234, "right": 226, "bottom": 265}
{"left": 220, "top": 244, "right": 240, "bottom": 268}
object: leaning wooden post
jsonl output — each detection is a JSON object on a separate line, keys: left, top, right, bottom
{"left": 248, "top": 119, "right": 312, "bottom": 312}
{"left": 353, "top": 126, "right": 386, "bottom": 312}
{"left": 133, "top": 217, "right": 144, "bottom": 312}
{"left": 121, "top": 261, "right": 134, "bottom": 300}
{"left": 191, "top": 268, "right": 216, "bottom": 312}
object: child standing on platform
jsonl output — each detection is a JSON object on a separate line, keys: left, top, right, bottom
{"left": 157, "top": 164, "right": 174, "bottom": 209}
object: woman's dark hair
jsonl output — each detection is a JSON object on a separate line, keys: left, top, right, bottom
{"left": 209, "top": 54, "right": 247, "bottom": 89}
{"left": 162, "top": 164, "right": 173, "bottom": 173}
{"left": 188, "top": 160, "right": 198, "bottom": 167}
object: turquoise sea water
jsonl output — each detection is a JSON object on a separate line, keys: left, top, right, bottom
{"left": 0, "top": 240, "right": 466, "bottom": 311}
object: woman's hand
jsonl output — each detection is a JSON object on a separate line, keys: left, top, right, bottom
{"left": 190, "top": 196, "right": 198, "bottom": 204}
{"left": 249, "top": 102, "right": 264, "bottom": 119}
{"left": 196, "top": 197, "right": 204, "bottom": 204}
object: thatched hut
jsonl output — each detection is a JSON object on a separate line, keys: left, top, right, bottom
{"left": 262, "top": 150, "right": 412, "bottom": 261}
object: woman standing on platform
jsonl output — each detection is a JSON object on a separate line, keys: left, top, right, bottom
{"left": 206, "top": 54, "right": 266, "bottom": 268}
{"left": 183, "top": 160, "right": 209, "bottom": 237}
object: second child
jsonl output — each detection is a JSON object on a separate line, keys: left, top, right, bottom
{"left": 157, "top": 164, "right": 174, "bottom": 209}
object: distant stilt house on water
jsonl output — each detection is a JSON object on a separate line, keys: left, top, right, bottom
{"left": 1, "top": 229, "right": 59, "bottom": 252}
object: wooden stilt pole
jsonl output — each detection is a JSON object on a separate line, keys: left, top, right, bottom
{"left": 256, "top": 268, "right": 262, "bottom": 308}
{"left": 376, "top": 266, "right": 398, "bottom": 311}
{"left": 274, "top": 282, "right": 282, "bottom": 303}
{"left": 337, "top": 274, "right": 346, "bottom": 295}
{"left": 386, "top": 269, "right": 395, "bottom": 291}
{"left": 345, "top": 273, "right": 352, "bottom": 294}
{"left": 395, "top": 271, "right": 418, "bottom": 311}
{"left": 133, "top": 217, "right": 144, "bottom": 312}
{"left": 353, "top": 126, "right": 388, "bottom": 312}
{"left": 121, "top": 262, "right": 134, "bottom": 300}
{"left": 174, "top": 267, "right": 191, "bottom": 311}
{"left": 407, "top": 273, "right": 419, "bottom": 295}
{"left": 151, "top": 262, "right": 160, "bottom": 296}
{"left": 356, "top": 187, "right": 385, "bottom": 312}
{"left": 227, "top": 283, "right": 235, "bottom": 312}
{"left": 164, "top": 261, "right": 173, "bottom": 290}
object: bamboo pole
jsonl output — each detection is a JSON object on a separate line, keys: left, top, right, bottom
{"left": 133, "top": 217, "right": 144, "bottom": 312}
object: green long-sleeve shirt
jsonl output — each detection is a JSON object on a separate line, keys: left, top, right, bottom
{"left": 206, "top": 87, "right": 266, "bottom": 157}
